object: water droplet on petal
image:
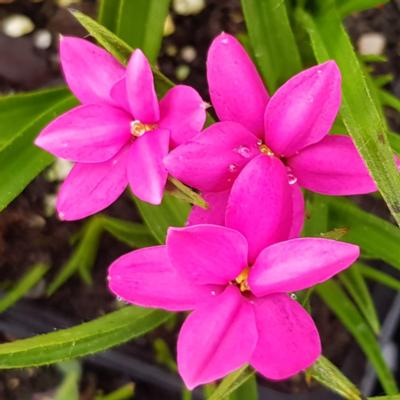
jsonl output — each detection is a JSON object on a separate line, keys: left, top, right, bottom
{"left": 211, "top": 290, "right": 216, "bottom": 296}
{"left": 257, "top": 139, "right": 263, "bottom": 146}
{"left": 221, "top": 37, "right": 229, "bottom": 44}
{"left": 112, "top": 159, "right": 118, "bottom": 166}
{"left": 235, "top": 145, "right": 251, "bottom": 158}
{"left": 290, "top": 293, "right": 297, "bottom": 300}
{"left": 116, "top": 296, "right": 123, "bottom": 302}
{"left": 228, "top": 163, "right": 237, "bottom": 173}
{"left": 288, "top": 173, "right": 297, "bottom": 185}
{"left": 317, "top": 69, "right": 322, "bottom": 75}
{"left": 58, "top": 211, "right": 65, "bottom": 221}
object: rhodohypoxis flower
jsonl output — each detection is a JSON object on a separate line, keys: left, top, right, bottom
{"left": 35, "top": 37, "right": 205, "bottom": 220}
{"left": 108, "top": 157, "right": 360, "bottom": 388}
{"left": 108, "top": 185, "right": 359, "bottom": 389}
{"left": 164, "top": 32, "right": 381, "bottom": 225}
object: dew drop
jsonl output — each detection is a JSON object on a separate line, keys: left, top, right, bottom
{"left": 290, "top": 293, "right": 297, "bottom": 300}
{"left": 228, "top": 163, "right": 237, "bottom": 173}
{"left": 117, "top": 296, "right": 123, "bottom": 302}
{"left": 317, "top": 69, "right": 322, "bottom": 75}
{"left": 58, "top": 211, "right": 65, "bottom": 221}
{"left": 257, "top": 139, "right": 263, "bottom": 146}
{"left": 211, "top": 290, "right": 216, "bottom": 296}
{"left": 112, "top": 159, "right": 118, "bottom": 166}
{"left": 288, "top": 173, "right": 297, "bottom": 185}
{"left": 221, "top": 37, "right": 229, "bottom": 44}
{"left": 236, "top": 145, "right": 251, "bottom": 158}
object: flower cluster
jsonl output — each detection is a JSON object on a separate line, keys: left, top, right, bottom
{"left": 35, "top": 32, "right": 382, "bottom": 389}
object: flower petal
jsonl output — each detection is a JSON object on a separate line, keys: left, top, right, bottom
{"left": 187, "top": 190, "right": 230, "bottom": 226}
{"left": 164, "top": 121, "right": 260, "bottom": 192}
{"left": 249, "top": 238, "right": 360, "bottom": 297}
{"left": 178, "top": 285, "right": 257, "bottom": 389}
{"left": 35, "top": 104, "right": 131, "bottom": 163}
{"left": 250, "top": 294, "right": 321, "bottom": 380}
{"left": 60, "top": 36, "right": 125, "bottom": 105}
{"left": 289, "top": 184, "right": 305, "bottom": 239}
{"left": 127, "top": 128, "right": 169, "bottom": 205}
{"left": 108, "top": 245, "right": 213, "bottom": 311}
{"left": 225, "top": 155, "right": 292, "bottom": 263}
{"left": 207, "top": 33, "right": 269, "bottom": 137}
{"left": 110, "top": 77, "right": 131, "bottom": 113}
{"left": 167, "top": 225, "right": 248, "bottom": 285}
{"left": 159, "top": 85, "right": 206, "bottom": 148}
{"left": 265, "top": 61, "right": 341, "bottom": 157}
{"left": 126, "top": 49, "right": 159, "bottom": 123}
{"left": 56, "top": 147, "right": 129, "bottom": 220}
{"left": 287, "top": 135, "right": 378, "bottom": 195}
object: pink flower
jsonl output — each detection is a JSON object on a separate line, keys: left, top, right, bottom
{"left": 164, "top": 33, "right": 379, "bottom": 225}
{"left": 35, "top": 37, "right": 206, "bottom": 220}
{"left": 108, "top": 162, "right": 360, "bottom": 388}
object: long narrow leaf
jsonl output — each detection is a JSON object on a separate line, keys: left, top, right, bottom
{"left": 0, "top": 263, "right": 49, "bottom": 313}
{"left": 316, "top": 280, "right": 398, "bottom": 394}
{"left": 358, "top": 264, "right": 400, "bottom": 291}
{"left": 297, "top": 5, "right": 400, "bottom": 226}
{"left": 0, "top": 95, "right": 77, "bottom": 211}
{"left": 0, "top": 86, "right": 69, "bottom": 151}
{"left": 339, "top": 265, "right": 381, "bottom": 334}
{"left": 208, "top": 366, "right": 255, "bottom": 400}
{"left": 307, "top": 356, "right": 361, "bottom": 400}
{"left": 0, "top": 306, "right": 170, "bottom": 368}
{"left": 134, "top": 195, "right": 190, "bottom": 244}
{"left": 241, "top": 0, "right": 302, "bottom": 91}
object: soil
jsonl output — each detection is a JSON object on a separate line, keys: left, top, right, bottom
{"left": 0, "top": 0, "right": 399, "bottom": 399}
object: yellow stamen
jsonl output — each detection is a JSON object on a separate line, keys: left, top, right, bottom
{"left": 130, "top": 120, "right": 157, "bottom": 137}
{"left": 235, "top": 267, "right": 250, "bottom": 292}
{"left": 259, "top": 143, "right": 274, "bottom": 156}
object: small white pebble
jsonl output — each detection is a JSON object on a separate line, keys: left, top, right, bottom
{"left": 56, "top": 0, "right": 79, "bottom": 6}
{"left": 358, "top": 32, "right": 386, "bottom": 56}
{"left": 175, "top": 64, "right": 190, "bottom": 81}
{"left": 2, "top": 14, "right": 34, "bottom": 38}
{"left": 173, "top": 0, "right": 206, "bottom": 16}
{"left": 45, "top": 158, "right": 73, "bottom": 182}
{"left": 33, "top": 29, "right": 52, "bottom": 49}
{"left": 163, "top": 14, "right": 175, "bottom": 36}
{"left": 181, "top": 45, "right": 197, "bottom": 63}
{"left": 43, "top": 194, "right": 57, "bottom": 217}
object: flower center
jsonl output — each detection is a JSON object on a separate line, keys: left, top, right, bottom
{"left": 130, "top": 120, "right": 157, "bottom": 137}
{"left": 258, "top": 142, "right": 274, "bottom": 156}
{"left": 234, "top": 267, "right": 250, "bottom": 293}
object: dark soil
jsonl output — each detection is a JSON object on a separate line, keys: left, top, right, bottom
{"left": 0, "top": 0, "right": 399, "bottom": 399}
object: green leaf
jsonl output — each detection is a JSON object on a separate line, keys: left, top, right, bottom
{"left": 336, "top": 0, "right": 390, "bottom": 17}
{"left": 0, "top": 86, "right": 69, "bottom": 151}
{"left": 0, "top": 263, "right": 49, "bottom": 313}
{"left": 116, "top": 0, "right": 170, "bottom": 64}
{"left": 339, "top": 265, "right": 381, "bottom": 334}
{"left": 71, "top": 10, "right": 173, "bottom": 96}
{"left": 98, "top": 0, "right": 170, "bottom": 64}
{"left": 0, "top": 95, "right": 77, "bottom": 212}
{"left": 47, "top": 217, "right": 103, "bottom": 295}
{"left": 208, "top": 366, "right": 255, "bottom": 400}
{"left": 307, "top": 356, "right": 361, "bottom": 400}
{"left": 326, "top": 197, "right": 400, "bottom": 271}
{"left": 101, "top": 215, "right": 156, "bottom": 248}
{"left": 96, "top": 383, "right": 135, "bottom": 400}
{"left": 133, "top": 195, "right": 190, "bottom": 244}
{"left": 0, "top": 306, "right": 169, "bottom": 368}
{"left": 241, "top": 0, "right": 302, "bottom": 92}
{"left": 297, "top": 5, "right": 400, "bottom": 226}
{"left": 316, "top": 280, "right": 398, "bottom": 394}
{"left": 55, "top": 360, "right": 82, "bottom": 400}
{"left": 97, "top": 0, "right": 122, "bottom": 32}
{"left": 358, "top": 263, "right": 400, "bottom": 291}
{"left": 228, "top": 373, "right": 257, "bottom": 400}
{"left": 368, "top": 395, "right": 400, "bottom": 400}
